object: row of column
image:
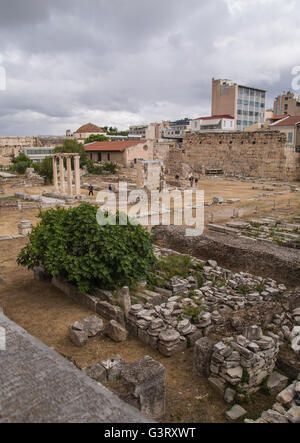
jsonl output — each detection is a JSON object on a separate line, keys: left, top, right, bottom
{"left": 53, "top": 155, "right": 81, "bottom": 196}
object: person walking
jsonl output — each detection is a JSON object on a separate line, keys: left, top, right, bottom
{"left": 189, "top": 176, "right": 194, "bottom": 188}
{"left": 88, "top": 184, "right": 94, "bottom": 196}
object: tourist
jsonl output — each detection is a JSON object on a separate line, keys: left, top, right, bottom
{"left": 189, "top": 176, "right": 194, "bottom": 188}
{"left": 195, "top": 178, "right": 199, "bottom": 187}
{"left": 88, "top": 184, "right": 94, "bottom": 196}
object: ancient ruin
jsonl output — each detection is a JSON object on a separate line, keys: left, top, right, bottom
{"left": 52, "top": 153, "right": 81, "bottom": 197}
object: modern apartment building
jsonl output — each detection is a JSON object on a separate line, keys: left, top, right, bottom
{"left": 128, "top": 125, "right": 148, "bottom": 139}
{"left": 273, "top": 91, "right": 300, "bottom": 117}
{"left": 189, "top": 115, "right": 235, "bottom": 132}
{"left": 162, "top": 118, "right": 191, "bottom": 139}
{"left": 212, "top": 78, "right": 266, "bottom": 131}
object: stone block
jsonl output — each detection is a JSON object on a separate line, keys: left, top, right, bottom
{"left": 83, "top": 363, "right": 107, "bottom": 383}
{"left": 267, "top": 371, "right": 288, "bottom": 394}
{"left": 194, "top": 337, "right": 215, "bottom": 377}
{"left": 225, "top": 405, "right": 247, "bottom": 422}
{"left": 69, "top": 326, "right": 88, "bottom": 347}
{"left": 96, "top": 301, "right": 125, "bottom": 326}
{"left": 82, "top": 315, "right": 104, "bottom": 337}
{"left": 101, "top": 355, "right": 125, "bottom": 382}
{"left": 105, "top": 320, "right": 128, "bottom": 342}
{"left": 121, "top": 356, "right": 166, "bottom": 420}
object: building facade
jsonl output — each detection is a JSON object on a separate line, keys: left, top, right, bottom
{"left": 128, "top": 125, "right": 148, "bottom": 139}
{"left": 273, "top": 92, "right": 300, "bottom": 117}
{"left": 212, "top": 78, "right": 266, "bottom": 131}
{"left": 270, "top": 116, "right": 300, "bottom": 149}
{"left": 84, "top": 140, "right": 153, "bottom": 167}
{"left": 189, "top": 115, "right": 235, "bottom": 132}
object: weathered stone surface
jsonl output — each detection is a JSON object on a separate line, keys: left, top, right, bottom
{"left": 96, "top": 301, "right": 125, "bottom": 326}
{"left": 83, "top": 363, "right": 107, "bottom": 383}
{"left": 286, "top": 406, "right": 300, "bottom": 423}
{"left": 194, "top": 337, "right": 215, "bottom": 377}
{"left": 0, "top": 312, "right": 149, "bottom": 423}
{"left": 224, "top": 388, "right": 236, "bottom": 404}
{"left": 101, "top": 355, "right": 125, "bottom": 382}
{"left": 82, "top": 315, "right": 104, "bottom": 337}
{"left": 68, "top": 326, "right": 88, "bottom": 347}
{"left": 261, "top": 409, "right": 289, "bottom": 424}
{"left": 225, "top": 405, "right": 247, "bottom": 422}
{"left": 277, "top": 383, "right": 296, "bottom": 406}
{"left": 208, "top": 377, "right": 226, "bottom": 396}
{"left": 105, "top": 320, "right": 128, "bottom": 342}
{"left": 94, "top": 288, "right": 113, "bottom": 303}
{"left": 121, "top": 356, "right": 166, "bottom": 420}
{"left": 118, "top": 286, "right": 131, "bottom": 315}
{"left": 267, "top": 371, "right": 288, "bottom": 394}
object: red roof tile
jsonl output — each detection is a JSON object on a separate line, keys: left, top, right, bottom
{"left": 84, "top": 140, "right": 146, "bottom": 152}
{"left": 271, "top": 116, "right": 300, "bottom": 127}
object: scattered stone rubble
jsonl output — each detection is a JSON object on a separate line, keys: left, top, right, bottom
{"left": 69, "top": 315, "right": 104, "bottom": 347}
{"left": 209, "top": 217, "right": 300, "bottom": 249}
{"left": 245, "top": 374, "right": 300, "bottom": 423}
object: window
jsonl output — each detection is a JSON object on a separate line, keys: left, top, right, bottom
{"left": 288, "top": 132, "right": 293, "bottom": 143}
{"left": 107, "top": 153, "right": 111, "bottom": 161}
{"left": 98, "top": 153, "right": 102, "bottom": 162}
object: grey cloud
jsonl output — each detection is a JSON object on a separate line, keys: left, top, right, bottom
{"left": 0, "top": 0, "right": 299, "bottom": 135}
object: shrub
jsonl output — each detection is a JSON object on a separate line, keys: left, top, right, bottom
{"left": 13, "top": 161, "right": 29, "bottom": 175}
{"left": 17, "top": 203, "right": 156, "bottom": 294}
{"left": 102, "top": 162, "right": 119, "bottom": 174}
{"left": 33, "top": 157, "right": 53, "bottom": 184}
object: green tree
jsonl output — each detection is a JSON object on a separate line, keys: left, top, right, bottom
{"left": 17, "top": 203, "right": 156, "bottom": 293}
{"left": 33, "top": 157, "right": 53, "bottom": 184}
{"left": 85, "top": 134, "right": 109, "bottom": 144}
{"left": 54, "top": 139, "right": 88, "bottom": 166}
{"left": 12, "top": 153, "right": 32, "bottom": 166}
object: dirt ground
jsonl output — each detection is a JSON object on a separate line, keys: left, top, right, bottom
{"left": 0, "top": 238, "right": 278, "bottom": 423}
{"left": 1, "top": 176, "right": 299, "bottom": 236}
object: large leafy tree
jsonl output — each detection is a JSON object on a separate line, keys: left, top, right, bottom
{"left": 17, "top": 203, "right": 156, "bottom": 293}
{"left": 54, "top": 139, "right": 88, "bottom": 166}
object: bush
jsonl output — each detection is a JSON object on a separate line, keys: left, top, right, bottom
{"left": 33, "top": 157, "right": 53, "bottom": 184}
{"left": 13, "top": 161, "right": 29, "bottom": 174}
{"left": 17, "top": 203, "right": 156, "bottom": 293}
{"left": 86, "top": 160, "right": 103, "bottom": 175}
{"left": 102, "top": 162, "right": 119, "bottom": 174}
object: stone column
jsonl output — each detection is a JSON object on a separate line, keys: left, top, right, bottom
{"left": 59, "top": 155, "right": 65, "bottom": 195}
{"left": 74, "top": 155, "right": 81, "bottom": 196}
{"left": 66, "top": 156, "right": 73, "bottom": 196}
{"left": 52, "top": 156, "right": 59, "bottom": 192}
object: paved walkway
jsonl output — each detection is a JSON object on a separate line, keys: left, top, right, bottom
{"left": 0, "top": 311, "right": 149, "bottom": 423}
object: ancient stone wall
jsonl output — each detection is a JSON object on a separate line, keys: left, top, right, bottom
{"left": 166, "top": 131, "right": 300, "bottom": 180}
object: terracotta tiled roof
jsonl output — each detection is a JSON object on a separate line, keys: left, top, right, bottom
{"left": 84, "top": 140, "right": 146, "bottom": 152}
{"left": 193, "top": 115, "right": 235, "bottom": 121}
{"left": 75, "top": 123, "right": 105, "bottom": 134}
{"left": 271, "top": 116, "right": 300, "bottom": 127}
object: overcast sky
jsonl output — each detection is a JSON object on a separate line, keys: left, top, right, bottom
{"left": 0, "top": 0, "right": 299, "bottom": 135}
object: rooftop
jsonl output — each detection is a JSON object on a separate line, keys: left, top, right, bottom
{"left": 75, "top": 123, "right": 105, "bottom": 134}
{"left": 84, "top": 140, "right": 146, "bottom": 152}
{"left": 271, "top": 116, "right": 300, "bottom": 127}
